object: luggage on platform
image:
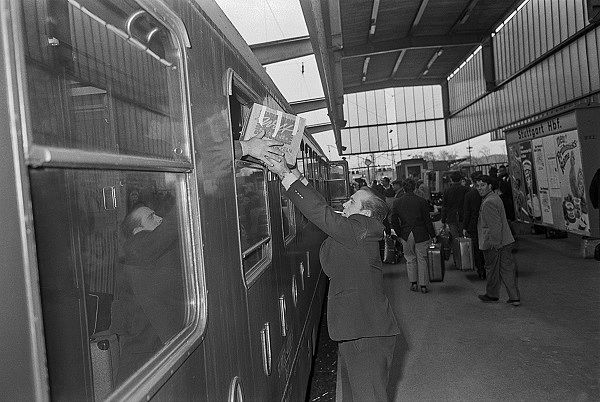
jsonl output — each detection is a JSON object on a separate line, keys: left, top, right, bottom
{"left": 427, "top": 243, "right": 445, "bottom": 282}
{"left": 455, "top": 237, "right": 474, "bottom": 271}
{"left": 437, "top": 228, "right": 452, "bottom": 261}
{"left": 383, "top": 234, "right": 403, "bottom": 264}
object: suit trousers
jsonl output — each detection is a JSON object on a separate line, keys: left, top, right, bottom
{"left": 401, "top": 232, "right": 430, "bottom": 286}
{"left": 482, "top": 243, "right": 520, "bottom": 300}
{"left": 448, "top": 222, "right": 463, "bottom": 267}
{"left": 338, "top": 335, "right": 396, "bottom": 402}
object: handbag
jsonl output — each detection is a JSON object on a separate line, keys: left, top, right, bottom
{"left": 383, "top": 234, "right": 402, "bottom": 264}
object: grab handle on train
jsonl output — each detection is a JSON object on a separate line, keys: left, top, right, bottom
{"left": 260, "top": 322, "right": 272, "bottom": 376}
{"left": 279, "top": 295, "right": 288, "bottom": 337}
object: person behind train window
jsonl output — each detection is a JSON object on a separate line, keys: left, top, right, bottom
{"left": 441, "top": 171, "right": 469, "bottom": 268}
{"left": 463, "top": 171, "right": 486, "bottom": 280}
{"left": 265, "top": 157, "right": 400, "bottom": 402}
{"left": 390, "top": 178, "right": 436, "bottom": 293}
{"left": 111, "top": 204, "right": 185, "bottom": 384}
{"left": 475, "top": 175, "right": 521, "bottom": 306}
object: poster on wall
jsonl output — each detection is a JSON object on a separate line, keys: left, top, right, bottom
{"left": 532, "top": 139, "right": 553, "bottom": 224}
{"left": 553, "top": 130, "right": 590, "bottom": 234}
{"left": 507, "top": 143, "right": 528, "bottom": 222}
{"left": 519, "top": 141, "right": 542, "bottom": 222}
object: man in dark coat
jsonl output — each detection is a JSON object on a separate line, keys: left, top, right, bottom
{"left": 380, "top": 176, "right": 396, "bottom": 198}
{"left": 390, "top": 178, "right": 436, "bottom": 293}
{"left": 441, "top": 171, "right": 469, "bottom": 268}
{"left": 267, "top": 158, "right": 400, "bottom": 402}
{"left": 463, "top": 171, "right": 486, "bottom": 279}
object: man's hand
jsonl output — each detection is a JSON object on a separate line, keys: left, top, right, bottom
{"left": 240, "top": 134, "right": 284, "bottom": 166}
{"left": 266, "top": 156, "right": 291, "bottom": 179}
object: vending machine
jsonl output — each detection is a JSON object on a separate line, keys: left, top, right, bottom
{"left": 504, "top": 106, "right": 600, "bottom": 238}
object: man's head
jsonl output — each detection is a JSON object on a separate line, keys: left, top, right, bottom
{"left": 392, "top": 179, "right": 403, "bottom": 193}
{"left": 122, "top": 206, "right": 163, "bottom": 238}
{"left": 381, "top": 176, "right": 390, "bottom": 187}
{"left": 354, "top": 178, "right": 367, "bottom": 189}
{"left": 470, "top": 170, "right": 482, "bottom": 182}
{"left": 342, "top": 187, "right": 389, "bottom": 222}
{"left": 498, "top": 165, "right": 507, "bottom": 177}
{"left": 475, "top": 175, "right": 494, "bottom": 198}
{"left": 450, "top": 171, "right": 462, "bottom": 183}
{"left": 402, "top": 178, "right": 416, "bottom": 193}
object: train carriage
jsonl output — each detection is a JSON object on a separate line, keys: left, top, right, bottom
{"left": 0, "top": 0, "right": 350, "bottom": 400}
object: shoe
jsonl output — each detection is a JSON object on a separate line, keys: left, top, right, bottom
{"left": 420, "top": 286, "right": 428, "bottom": 294}
{"left": 410, "top": 283, "right": 418, "bottom": 292}
{"left": 507, "top": 299, "right": 521, "bottom": 306}
{"left": 478, "top": 294, "right": 499, "bottom": 303}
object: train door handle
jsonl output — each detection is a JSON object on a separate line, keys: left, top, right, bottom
{"left": 260, "top": 322, "right": 272, "bottom": 376}
{"left": 305, "top": 251, "right": 311, "bottom": 277}
{"left": 299, "top": 262, "right": 305, "bottom": 290}
{"left": 102, "top": 186, "right": 117, "bottom": 210}
{"left": 279, "top": 295, "right": 288, "bottom": 337}
{"left": 291, "top": 275, "right": 298, "bottom": 307}
{"left": 227, "top": 376, "right": 244, "bottom": 402}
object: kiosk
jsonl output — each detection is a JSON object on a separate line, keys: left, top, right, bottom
{"left": 504, "top": 107, "right": 600, "bottom": 239}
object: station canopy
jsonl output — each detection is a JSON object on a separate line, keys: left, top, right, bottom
{"left": 250, "top": 0, "right": 523, "bottom": 155}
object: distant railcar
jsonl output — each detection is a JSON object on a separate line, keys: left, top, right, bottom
{"left": 0, "top": 0, "right": 350, "bottom": 400}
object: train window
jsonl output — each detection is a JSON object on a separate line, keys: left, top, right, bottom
{"left": 22, "top": 0, "right": 188, "bottom": 161}
{"left": 29, "top": 168, "right": 196, "bottom": 400}
{"left": 236, "top": 161, "right": 272, "bottom": 277}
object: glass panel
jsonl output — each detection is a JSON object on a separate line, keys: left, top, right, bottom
{"left": 281, "top": 191, "right": 295, "bottom": 242}
{"left": 29, "top": 168, "right": 190, "bottom": 400}
{"left": 235, "top": 161, "right": 270, "bottom": 273}
{"left": 23, "top": 0, "right": 187, "bottom": 161}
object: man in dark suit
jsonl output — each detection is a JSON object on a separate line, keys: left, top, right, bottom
{"left": 441, "top": 171, "right": 469, "bottom": 268}
{"left": 390, "top": 178, "right": 436, "bottom": 293}
{"left": 463, "top": 171, "right": 486, "bottom": 279}
{"left": 267, "top": 158, "right": 400, "bottom": 401}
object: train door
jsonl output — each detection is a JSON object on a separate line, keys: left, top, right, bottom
{"left": 15, "top": 0, "right": 207, "bottom": 400}
{"left": 228, "top": 78, "right": 283, "bottom": 401}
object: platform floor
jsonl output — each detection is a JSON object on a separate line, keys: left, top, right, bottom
{"left": 307, "top": 233, "right": 600, "bottom": 402}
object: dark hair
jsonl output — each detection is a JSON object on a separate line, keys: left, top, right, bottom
{"left": 381, "top": 176, "right": 390, "bottom": 183}
{"left": 121, "top": 205, "right": 147, "bottom": 238}
{"left": 357, "top": 187, "right": 389, "bottom": 222}
{"left": 402, "top": 178, "right": 416, "bottom": 193}
{"left": 450, "top": 171, "right": 462, "bottom": 182}
{"left": 475, "top": 175, "right": 494, "bottom": 186}
{"left": 471, "top": 170, "right": 482, "bottom": 181}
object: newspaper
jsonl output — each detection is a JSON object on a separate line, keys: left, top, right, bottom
{"left": 242, "top": 103, "right": 306, "bottom": 165}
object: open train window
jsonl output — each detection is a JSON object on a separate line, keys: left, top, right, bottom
{"left": 24, "top": 0, "right": 190, "bottom": 162}
{"left": 227, "top": 74, "right": 272, "bottom": 282}
{"left": 22, "top": 1, "right": 203, "bottom": 401}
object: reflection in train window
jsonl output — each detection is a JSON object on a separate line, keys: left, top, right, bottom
{"left": 29, "top": 169, "right": 192, "bottom": 400}
{"left": 281, "top": 191, "right": 296, "bottom": 244}
{"left": 22, "top": 0, "right": 188, "bottom": 161}
{"left": 235, "top": 161, "right": 272, "bottom": 275}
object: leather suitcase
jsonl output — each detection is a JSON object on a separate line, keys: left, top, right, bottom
{"left": 427, "top": 243, "right": 445, "bottom": 282}
{"left": 455, "top": 237, "right": 474, "bottom": 271}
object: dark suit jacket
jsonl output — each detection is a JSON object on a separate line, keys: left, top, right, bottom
{"left": 441, "top": 182, "right": 469, "bottom": 224}
{"left": 463, "top": 188, "right": 481, "bottom": 233}
{"left": 286, "top": 180, "right": 400, "bottom": 341}
{"left": 390, "top": 192, "right": 436, "bottom": 243}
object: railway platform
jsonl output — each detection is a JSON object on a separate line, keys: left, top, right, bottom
{"left": 308, "top": 230, "right": 600, "bottom": 401}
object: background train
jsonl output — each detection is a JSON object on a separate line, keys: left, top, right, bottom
{"left": 0, "top": 0, "right": 351, "bottom": 400}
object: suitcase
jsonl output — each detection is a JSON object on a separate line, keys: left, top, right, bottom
{"left": 90, "top": 333, "right": 119, "bottom": 400}
{"left": 427, "top": 243, "right": 445, "bottom": 282}
{"left": 437, "top": 229, "right": 452, "bottom": 261}
{"left": 455, "top": 237, "right": 474, "bottom": 271}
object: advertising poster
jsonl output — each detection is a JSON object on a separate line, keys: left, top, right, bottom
{"left": 519, "top": 141, "right": 542, "bottom": 222}
{"left": 554, "top": 130, "right": 590, "bottom": 234}
{"left": 507, "top": 143, "right": 527, "bottom": 222}
{"left": 543, "top": 135, "right": 562, "bottom": 198}
{"left": 532, "top": 139, "right": 553, "bottom": 224}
